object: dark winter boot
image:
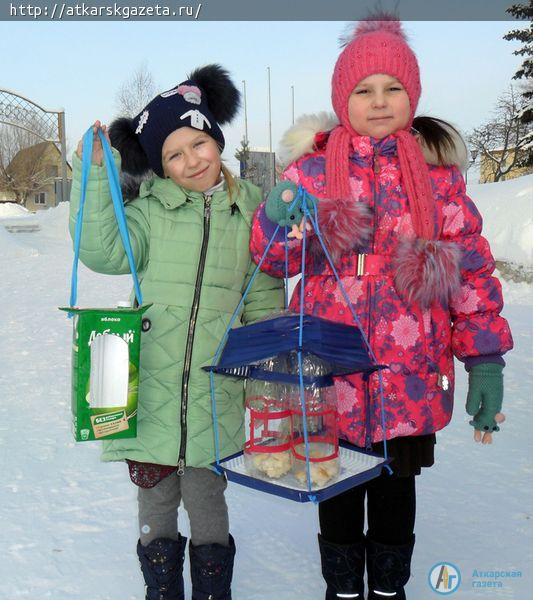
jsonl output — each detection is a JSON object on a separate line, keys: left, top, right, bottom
{"left": 189, "top": 534, "right": 236, "bottom": 600}
{"left": 318, "top": 533, "right": 366, "bottom": 599}
{"left": 137, "top": 535, "right": 187, "bottom": 600}
{"left": 366, "top": 535, "right": 415, "bottom": 600}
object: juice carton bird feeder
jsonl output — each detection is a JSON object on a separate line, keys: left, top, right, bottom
{"left": 60, "top": 127, "right": 150, "bottom": 442}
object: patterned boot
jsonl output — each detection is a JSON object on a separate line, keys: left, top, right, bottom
{"left": 366, "top": 535, "right": 415, "bottom": 600}
{"left": 137, "top": 535, "right": 187, "bottom": 600}
{"left": 318, "top": 533, "right": 366, "bottom": 599}
{"left": 189, "top": 534, "right": 236, "bottom": 600}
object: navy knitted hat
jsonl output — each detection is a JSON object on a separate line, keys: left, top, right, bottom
{"left": 109, "top": 64, "right": 240, "bottom": 178}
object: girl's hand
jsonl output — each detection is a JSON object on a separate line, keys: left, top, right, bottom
{"left": 287, "top": 219, "right": 312, "bottom": 240}
{"left": 76, "top": 120, "right": 111, "bottom": 166}
{"left": 466, "top": 363, "right": 506, "bottom": 445}
{"left": 473, "top": 413, "right": 506, "bottom": 445}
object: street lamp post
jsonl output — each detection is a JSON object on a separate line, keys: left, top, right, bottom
{"left": 242, "top": 80, "right": 248, "bottom": 144}
{"left": 466, "top": 148, "right": 478, "bottom": 185}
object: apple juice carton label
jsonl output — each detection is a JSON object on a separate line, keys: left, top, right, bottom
{"left": 59, "top": 305, "right": 150, "bottom": 442}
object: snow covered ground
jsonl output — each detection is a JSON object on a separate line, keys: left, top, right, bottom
{"left": 0, "top": 176, "right": 532, "bottom": 599}
{"left": 0, "top": 202, "right": 40, "bottom": 234}
{"left": 0, "top": 203, "right": 30, "bottom": 217}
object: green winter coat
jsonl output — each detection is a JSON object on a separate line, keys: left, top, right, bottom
{"left": 69, "top": 150, "right": 284, "bottom": 468}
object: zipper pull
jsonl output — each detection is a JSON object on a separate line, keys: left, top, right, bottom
{"left": 177, "top": 458, "right": 185, "bottom": 476}
{"left": 204, "top": 194, "right": 212, "bottom": 217}
{"left": 373, "top": 146, "right": 381, "bottom": 175}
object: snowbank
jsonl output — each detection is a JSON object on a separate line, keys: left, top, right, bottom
{"left": 497, "top": 270, "right": 533, "bottom": 306}
{"left": 34, "top": 202, "right": 71, "bottom": 241}
{"left": 469, "top": 174, "right": 533, "bottom": 268}
{"left": 0, "top": 202, "right": 30, "bottom": 218}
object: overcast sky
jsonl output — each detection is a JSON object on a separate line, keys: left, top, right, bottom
{"left": 0, "top": 20, "right": 526, "bottom": 169}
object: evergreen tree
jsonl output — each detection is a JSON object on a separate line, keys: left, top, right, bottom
{"left": 504, "top": 1, "right": 533, "bottom": 164}
{"left": 234, "top": 137, "right": 250, "bottom": 178}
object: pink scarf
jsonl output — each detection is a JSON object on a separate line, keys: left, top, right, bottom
{"left": 325, "top": 126, "right": 439, "bottom": 240}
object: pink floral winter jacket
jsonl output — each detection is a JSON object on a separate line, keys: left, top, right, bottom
{"left": 250, "top": 129, "right": 513, "bottom": 448}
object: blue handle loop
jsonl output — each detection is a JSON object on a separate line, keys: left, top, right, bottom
{"left": 69, "top": 126, "right": 143, "bottom": 309}
{"left": 296, "top": 206, "right": 316, "bottom": 496}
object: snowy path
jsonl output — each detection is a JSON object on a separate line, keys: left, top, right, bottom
{"left": 0, "top": 207, "right": 531, "bottom": 599}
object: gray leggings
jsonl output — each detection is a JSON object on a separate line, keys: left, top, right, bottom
{"left": 138, "top": 467, "right": 229, "bottom": 547}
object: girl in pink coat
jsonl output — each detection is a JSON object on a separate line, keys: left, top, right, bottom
{"left": 249, "top": 17, "right": 513, "bottom": 600}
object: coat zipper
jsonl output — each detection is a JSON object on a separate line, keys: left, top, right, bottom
{"left": 177, "top": 194, "right": 212, "bottom": 475}
{"left": 372, "top": 145, "right": 380, "bottom": 245}
{"left": 365, "top": 146, "right": 381, "bottom": 449}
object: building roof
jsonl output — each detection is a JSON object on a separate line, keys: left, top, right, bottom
{"left": 7, "top": 141, "right": 71, "bottom": 175}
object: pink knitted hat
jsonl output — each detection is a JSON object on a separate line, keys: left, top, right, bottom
{"left": 326, "top": 17, "right": 438, "bottom": 240}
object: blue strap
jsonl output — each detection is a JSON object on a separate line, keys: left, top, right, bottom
{"left": 303, "top": 190, "right": 391, "bottom": 474}
{"left": 69, "top": 126, "right": 143, "bottom": 309}
{"left": 69, "top": 131, "right": 93, "bottom": 309}
{"left": 296, "top": 202, "right": 315, "bottom": 495}
{"left": 209, "top": 222, "right": 282, "bottom": 468}
{"left": 284, "top": 225, "right": 289, "bottom": 309}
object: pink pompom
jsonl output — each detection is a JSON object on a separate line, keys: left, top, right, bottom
{"left": 394, "top": 238, "right": 462, "bottom": 308}
{"left": 339, "top": 13, "right": 407, "bottom": 47}
{"left": 310, "top": 198, "right": 373, "bottom": 263}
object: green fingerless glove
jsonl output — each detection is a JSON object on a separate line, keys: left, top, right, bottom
{"left": 265, "top": 181, "right": 317, "bottom": 227}
{"left": 465, "top": 363, "right": 504, "bottom": 432}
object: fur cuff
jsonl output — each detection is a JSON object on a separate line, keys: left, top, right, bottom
{"left": 393, "top": 238, "right": 462, "bottom": 308}
{"left": 278, "top": 112, "right": 338, "bottom": 167}
{"left": 310, "top": 199, "right": 373, "bottom": 263}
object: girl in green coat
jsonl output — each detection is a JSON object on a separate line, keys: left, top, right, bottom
{"left": 71, "top": 65, "right": 284, "bottom": 600}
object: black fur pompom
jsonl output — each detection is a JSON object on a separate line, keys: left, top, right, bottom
{"left": 187, "top": 64, "right": 241, "bottom": 125}
{"left": 412, "top": 116, "right": 467, "bottom": 168}
{"left": 108, "top": 117, "right": 151, "bottom": 177}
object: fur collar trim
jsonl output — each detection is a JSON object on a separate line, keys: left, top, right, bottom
{"left": 278, "top": 112, "right": 468, "bottom": 170}
{"left": 278, "top": 112, "right": 338, "bottom": 167}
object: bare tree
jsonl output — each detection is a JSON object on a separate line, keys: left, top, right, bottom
{"left": 115, "top": 62, "right": 157, "bottom": 118}
{"left": 468, "top": 86, "right": 533, "bottom": 182}
{"left": 113, "top": 63, "right": 158, "bottom": 200}
{"left": 0, "top": 125, "right": 55, "bottom": 204}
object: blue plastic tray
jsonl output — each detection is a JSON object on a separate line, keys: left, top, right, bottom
{"left": 214, "top": 440, "right": 392, "bottom": 503}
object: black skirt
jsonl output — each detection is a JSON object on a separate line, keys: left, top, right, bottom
{"left": 371, "top": 434, "right": 436, "bottom": 478}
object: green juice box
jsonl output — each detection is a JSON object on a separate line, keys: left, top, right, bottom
{"left": 59, "top": 304, "right": 150, "bottom": 442}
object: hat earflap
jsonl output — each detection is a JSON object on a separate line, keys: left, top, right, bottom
{"left": 187, "top": 64, "right": 241, "bottom": 124}
{"left": 108, "top": 117, "right": 151, "bottom": 177}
